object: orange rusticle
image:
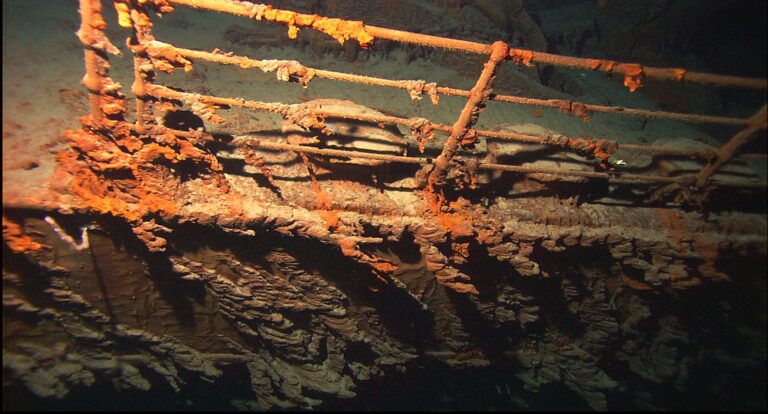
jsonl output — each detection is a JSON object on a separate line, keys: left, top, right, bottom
{"left": 2, "top": 217, "right": 44, "bottom": 253}
{"left": 509, "top": 48, "right": 534, "bottom": 66}
{"left": 145, "top": 42, "right": 193, "bottom": 73}
{"left": 422, "top": 182, "right": 446, "bottom": 215}
{"left": 622, "top": 63, "right": 644, "bottom": 92}
{"left": 250, "top": 4, "right": 374, "bottom": 48}
{"left": 57, "top": 118, "right": 227, "bottom": 223}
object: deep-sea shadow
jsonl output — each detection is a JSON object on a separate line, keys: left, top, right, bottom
{"left": 168, "top": 222, "right": 436, "bottom": 351}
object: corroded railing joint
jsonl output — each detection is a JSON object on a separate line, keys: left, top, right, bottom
{"left": 426, "top": 41, "right": 508, "bottom": 187}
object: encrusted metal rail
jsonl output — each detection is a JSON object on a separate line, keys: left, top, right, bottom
{"left": 3, "top": 2, "right": 768, "bottom": 410}
{"left": 78, "top": 0, "right": 768, "bottom": 202}
{"left": 109, "top": 0, "right": 766, "bottom": 206}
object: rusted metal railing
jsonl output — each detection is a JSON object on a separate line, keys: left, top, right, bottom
{"left": 170, "top": 44, "right": 751, "bottom": 127}
{"left": 167, "top": 0, "right": 767, "bottom": 90}
{"left": 76, "top": 0, "right": 767, "bottom": 207}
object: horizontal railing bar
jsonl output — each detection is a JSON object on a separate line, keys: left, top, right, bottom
{"left": 146, "top": 85, "right": 765, "bottom": 162}
{"left": 166, "top": 0, "right": 767, "bottom": 90}
{"left": 152, "top": 126, "right": 765, "bottom": 189}
{"left": 227, "top": 134, "right": 764, "bottom": 187}
{"left": 170, "top": 44, "right": 750, "bottom": 127}
{"left": 511, "top": 48, "right": 768, "bottom": 90}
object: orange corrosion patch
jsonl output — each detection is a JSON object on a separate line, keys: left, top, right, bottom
{"left": 337, "top": 238, "right": 358, "bottom": 257}
{"left": 114, "top": 2, "right": 132, "bottom": 28}
{"left": 252, "top": 5, "right": 374, "bottom": 48}
{"left": 509, "top": 48, "right": 534, "bottom": 66}
{"left": 655, "top": 208, "right": 692, "bottom": 251}
{"left": 56, "top": 120, "right": 225, "bottom": 224}
{"left": 435, "top": 210, "right": 474, "bottom": 238}
{"left": 622, "top": 63, "right": 644, "bottom": 92}
{"left": 673, "top": 68, "right": 686, "bottom": 82}
{"left": 588, "top": 59, "right": 616, "bottom": 73}
{"left": 370, "top": 261, "right": 397, "bottom": 273}
{"left": 314, "top": 187, "right": 334, "bottom": 210}
{"left": 316, "top": 209, "right": 339, "bottom": 230}
{"left": 337, "top": 238, "right": 397, "bottom": 274}
{"left": 2, "top": 217, "right": 43, "bottom": 252}
{"left": 422, "top": 182, "right": 446, "bottom": 215}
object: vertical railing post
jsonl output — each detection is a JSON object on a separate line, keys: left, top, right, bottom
{"left": 426, "top": 41, "right": 508, "bottom": 187}
{"left": 116, "top": 0, "right": 157, "bottom": 134}
{"left": 77, "top": 0, "right": 125, "bottom": 127}
{"left": 694, "top": 105, "right": 767, "bottom": 188}
{"left": 77, "top": 0, "right": 108, "bottom": 121}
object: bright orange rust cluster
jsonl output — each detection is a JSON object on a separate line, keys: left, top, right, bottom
{"left": 237, "top": 2, "right": 374, "bottom": 48}
{"left": 673, "top": 68, "right": 687, "bottom": 82}
{"left": 58, "top": 118, "right": 226, "bottom": 224}
{"left": 509, "top": 48, "right": 535, "bottom": 66}
{"left": 2, "top": 217, "right": 44, "bottom": 253}
{"left": 621, "top": 63, "right": 644, "bottom": 92}
{"left": 588, "top": 59, "right": 644, "bottom": 92}
{"left": 588, "top": 59, "right": 617, "bottom": 73}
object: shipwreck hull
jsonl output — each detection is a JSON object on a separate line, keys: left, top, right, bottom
{"left": 3, "top": 0, "right": 767, "bottom": 410}
{"left": 4, "top": 176, "right": 766, "bottom": 410}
